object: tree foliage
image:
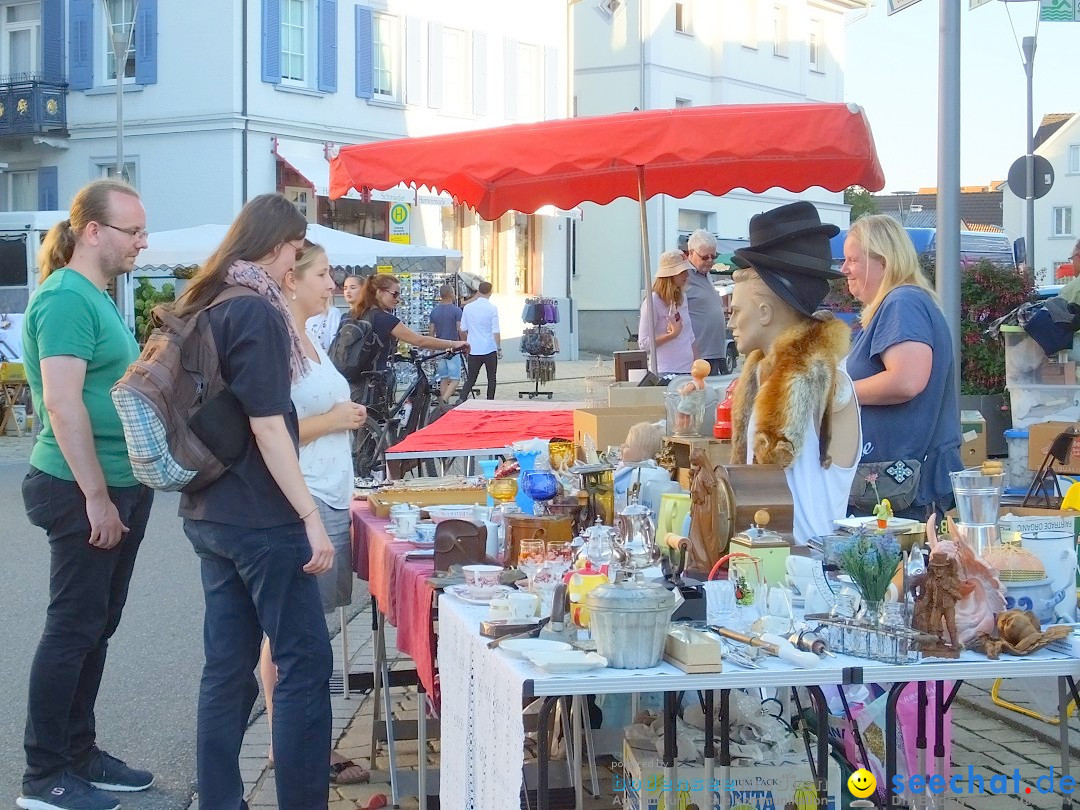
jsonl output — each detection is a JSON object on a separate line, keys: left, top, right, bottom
{"left": 844, "top": 186, "right": 878, "bottom": 222}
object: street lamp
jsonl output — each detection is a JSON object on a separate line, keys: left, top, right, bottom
{"left": 102, "top": 0, "right": 139, "bottom": 184}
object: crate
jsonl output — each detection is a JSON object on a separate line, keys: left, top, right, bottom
{"left": 1008, "top": 383, "right": 1080, "bottom": 428}
{"left": 0, "top": 361, "right": 25, "bottom": 382}
{"left": 573, "top": 406, "right": 665, "bottom": 454}
{"left": 663, "top": 435, "right": 731, "bottom": 470}
{"left": 1003, "top": 325, "right": 1080, "bottom": 386}
{"left": 1004, "top": 428, "right": 1034, "bottom": 491}
{"left": 366, "top": 487, "right": 487, "bottom": 519}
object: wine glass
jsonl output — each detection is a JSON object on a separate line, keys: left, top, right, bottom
{"left": 544, "top": 541, "right": 576, "bottom": 582}
{"left": 517, "top": 538, "right": 547, "bottom": 589}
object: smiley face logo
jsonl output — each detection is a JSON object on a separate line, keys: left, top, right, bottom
{"left": 847, "top": 768, "right": 877, "bottom": 798}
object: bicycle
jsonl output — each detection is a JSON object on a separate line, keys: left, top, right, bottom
{"left": 352, "top": 348, "right": 463, "bottom": 482}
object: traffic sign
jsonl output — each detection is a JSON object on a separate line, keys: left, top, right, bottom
{"left": 887, "top": 0, "right": 922, "bottom": 14}
{"left": 1040, "top": 0, "right": 1080, "bottom": 21}
{"left": 388, "top": 202, "right": 411, "bottom": 244}
{"left": 1007, "top": 155, "right": 1054, "bottom": 199}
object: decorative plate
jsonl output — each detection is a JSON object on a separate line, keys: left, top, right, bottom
{"left": 499, "top": 638, "right": 572, "bottom": 659}
{"left": 523, "top": 650, "right": 609, "bottom": 674}
{"left": 833, "top": 516, "right": 920, "bottom": 532}
{"left": 445, "top": 583, "right": 514, "bottom": 605}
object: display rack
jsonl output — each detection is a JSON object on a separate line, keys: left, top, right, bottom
{"left": 519, "top": 297, "right": 560, "bottom": 399}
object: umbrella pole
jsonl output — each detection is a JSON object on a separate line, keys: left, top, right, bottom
{"left": 637, "top": 166, "right": 658, "bottom": 374}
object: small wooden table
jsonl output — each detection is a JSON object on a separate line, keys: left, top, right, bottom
{"left": 0, "top": 363, "right": 27, "bottom": 438}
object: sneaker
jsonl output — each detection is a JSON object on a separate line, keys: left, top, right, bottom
{"left": 16, "top": 771, "right": 120, "bottom": 810}
{"left": 74, "top": 751, "right": 153, "bottom": 793}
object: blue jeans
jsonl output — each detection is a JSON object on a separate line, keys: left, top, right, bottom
{"left": 184, "top": 518, "right": 332, "bottom": 810}
{"left": 21, "top": 468, "right": 153, "bottom": 785}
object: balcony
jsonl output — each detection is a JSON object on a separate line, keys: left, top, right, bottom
{"left": 0, "top": 75, "right": 67, "bottom": 138}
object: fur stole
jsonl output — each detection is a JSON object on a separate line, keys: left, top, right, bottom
{"left": 730, "top": 315, "right": 850, "bottom": 469}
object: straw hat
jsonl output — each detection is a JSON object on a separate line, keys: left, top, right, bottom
{"left": 655, "top": 250, "right": 693, "bottom": 278}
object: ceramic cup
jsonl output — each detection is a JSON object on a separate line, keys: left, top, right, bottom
{"left": 415, "top": 522, "right": 437, "bottom": 543}
{"left": 463, "top": 564, "right": 504, "bottom": 594}
{"left": 508, "top": 591, "right": 539, "bottom": 620}
{"left": 488, "top": 597, "right": 511, "bottom": 619}
{"left": 394, "top": 512, "right": 418, "bottom": 538}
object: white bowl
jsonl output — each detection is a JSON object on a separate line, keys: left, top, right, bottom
{"left": 498, "top": 638, "right": 571, "bottom": 658}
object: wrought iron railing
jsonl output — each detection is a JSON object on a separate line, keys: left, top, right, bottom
{"left": 0, "top": 76, "right": 67, "bottom": 137}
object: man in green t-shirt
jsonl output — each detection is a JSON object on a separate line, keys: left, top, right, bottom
{"left": 17, "top": 180, "right": 155, "bottom": 810}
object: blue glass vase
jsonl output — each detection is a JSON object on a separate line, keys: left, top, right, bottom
{"left": 479, "top": 458, "right": 500, "bottom": 506}
{"left": 514, "top": 449, "right": 541, "bottom": 514}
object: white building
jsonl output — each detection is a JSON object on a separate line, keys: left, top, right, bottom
{"left": 1002, "top": 112, "right": 1079, "bottom": 285}
{"left": 572, "top": 0, "right": 862, "bottom": 353}
{"left": 0, "top": 0, "right": 577, "bottom": 357}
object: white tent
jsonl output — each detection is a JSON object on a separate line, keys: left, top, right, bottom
{"left": 135, "top": 223, "right": 460, "bottom": 269}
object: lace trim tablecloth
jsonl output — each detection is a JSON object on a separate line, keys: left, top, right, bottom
{"left": 438, "top": 594, "right": 527, "bottom": 809}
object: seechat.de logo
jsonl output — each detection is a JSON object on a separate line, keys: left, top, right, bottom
{"left": 848, "top": 769, "right": 877, "bottom": 799}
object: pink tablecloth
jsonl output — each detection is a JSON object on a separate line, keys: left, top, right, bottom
{"left": 350, "top": 500, "right": 438, "bottom": 698}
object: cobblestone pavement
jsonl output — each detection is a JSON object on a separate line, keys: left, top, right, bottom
{"left": 6, "top": 361, "right": 1080, "bottom": 809}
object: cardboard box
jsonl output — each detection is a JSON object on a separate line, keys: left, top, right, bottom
{"left": 1041, "top": 361, "right": 1077, "bottom": 385}
{"left": 573, "top": 406, "right": 665, "bottom": 452}
{"left": 1026, "top": 421, "right": 1080, "bottom": 475}
{"left": 664, "top": 435, "right": 731, "bottom": 470}
{"left": 960, "top": 410, "right": 987, "bottom": 467}
{"left": 620, "top": 740, "right": 838, "bottom": 810}
{"left": 608, "top": 382, "right": 669, "bottom": 408}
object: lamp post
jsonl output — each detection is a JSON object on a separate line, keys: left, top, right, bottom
{"left": 102, "top": 0, "right": 139, "bottom": 183}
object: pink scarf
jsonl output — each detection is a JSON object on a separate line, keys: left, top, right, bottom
{"left": 224, "top": 260, "right": 306, "bottom": 382}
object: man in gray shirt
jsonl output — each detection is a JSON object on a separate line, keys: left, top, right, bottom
{"left": 683, "top": 229, "right": 730, "bottom": 374}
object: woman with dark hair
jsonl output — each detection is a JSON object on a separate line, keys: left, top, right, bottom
{"left": 174, "top": 193, "right": 335, "bottom": 810}
{"left": 347, "top": 272, "right": 468, "bottom": 412}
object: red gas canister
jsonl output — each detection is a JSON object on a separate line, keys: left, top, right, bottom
{"left": 713, "top": 379, "right": 737, "bottom": 440}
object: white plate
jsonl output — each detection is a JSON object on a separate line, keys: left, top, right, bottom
{"left": 833, "top": 516, "right": 920, "bottom": 532}
{"left": 405, "top": 549, "right": 435, "bottom": 559}
{"left": 523, "top": 650, "right": 608, "bottom": 674}
{"left": 445, "top": 583, "right": 514, "bottom": 605}
{"left": 499, "top": 638, "right": 572, "bottom": 658}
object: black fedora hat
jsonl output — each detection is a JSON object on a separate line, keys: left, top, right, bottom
{"left": 732, "top": 201, "right": 842, "bottom": 316}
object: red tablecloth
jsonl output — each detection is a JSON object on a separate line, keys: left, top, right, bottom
{"left": 350, "top": 501, "right": 438, "bottom": 698}
{"left": 387, "top": 407, "right": 574, "bottom": 454}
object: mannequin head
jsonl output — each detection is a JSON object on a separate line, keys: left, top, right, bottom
{"left": 729, "top": 267, "right": 807, "bottom": 356}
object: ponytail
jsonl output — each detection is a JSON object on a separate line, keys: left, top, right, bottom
{"left": 38, "top": 220, "right": 76, "bottom": 282}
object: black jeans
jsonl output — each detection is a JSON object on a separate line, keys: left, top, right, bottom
{"left": 184, "top": 518, "right": 332, "bottom": 810}
{"left": 21, "top": 468, "right": 153, "bottom": 785}
{"left": 459, "top": 351, "right": 498, "bottom": 401}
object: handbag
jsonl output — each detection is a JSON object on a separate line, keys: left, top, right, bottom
{"left": 434, "top": 519, "right": 489, "bottom": 571}
{"left": 849, "top": 459, "right": 922, "bottom": 513}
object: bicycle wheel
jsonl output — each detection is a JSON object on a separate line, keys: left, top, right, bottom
{"left": 353, "top": 417, "right": 394, "bottom": 479}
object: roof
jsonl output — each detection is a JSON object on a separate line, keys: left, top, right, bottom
{"left": 1035, "top": 114, "right": 1074, "bottom": 150}
{"left": 869, "top": 189, "right": 1002, "bottom": 228}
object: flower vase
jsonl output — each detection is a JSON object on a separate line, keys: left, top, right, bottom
{"left": 479, "top": 458, "right": 499, "bottom": 506}
{"left": 514, "top": 449, "right": 541, "bottom": 514}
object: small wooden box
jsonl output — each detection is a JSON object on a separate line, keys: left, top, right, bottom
{"left": 366, "top": 487, "right": 486, "bottom": 518}
{"left": 663, "top": 435, "right": 731, "bottom": 470}
{"left": 663, "top": 627, "right": 723, "bottom": 673}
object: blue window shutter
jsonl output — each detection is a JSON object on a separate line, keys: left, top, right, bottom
{"left": 317, "top": 0, "right": 337, "bottom": 92}
{"left": 42, "top": 0, "right": 63, "bottom": 82}
{"left": 68, "top": 0, "right": 93, "bottom": 91}
{"left": 262, "top": 0, "right": 281, "bottom": 84}
{"left": 38, "top": 167, "right": 59, "bottom": 211}
{"left": 355, "top": 6, "right": 373, "bottom": 99}
{"left": 135, "top": 0, "right": 158, "bottom": 85}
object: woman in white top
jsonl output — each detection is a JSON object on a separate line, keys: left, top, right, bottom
{"left": 258, "top": 243, "right": 371, "bottom": 783}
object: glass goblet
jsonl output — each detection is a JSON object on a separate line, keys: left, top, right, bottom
{"left": 517, "top": 539, "right": 547, "bottom": 589}
{"left": 487, "top": 475, "right": 518, "bottom": 507}
{"left": 521, "top": 469, "right": 559, "bottom": 515}
{"left": 544, "top": 541, "right": 575, "bottom": 581}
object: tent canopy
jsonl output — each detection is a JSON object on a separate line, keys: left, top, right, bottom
{"left": 330, "top": 103, "right": 885, "bottom": 218}
{"left": 135, "top": 223, "right": 460, "bottom": 270}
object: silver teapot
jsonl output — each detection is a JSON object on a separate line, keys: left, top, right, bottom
{"left": 613, "top": 496, "right": 661, "bottom": 572}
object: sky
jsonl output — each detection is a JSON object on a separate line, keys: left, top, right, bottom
{"left": 843, "top": 1, "right": 1075, "bottom": 194}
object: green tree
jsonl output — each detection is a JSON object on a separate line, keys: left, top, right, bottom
{"left": 844, "top": 186, "right": 878, "bottom": 222}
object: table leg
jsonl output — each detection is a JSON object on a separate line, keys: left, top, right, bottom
{"left": 418, "top": 682, "right": 428, "bottom": 810}
{"left": 934, "top": 680, "right": 946, "bottom": 798}
{"left": 703, "top": 690, "right": 715, "bottom": 806}
{"left": 917, "top": 680, "right": 927, "bottom": 793}
{"left": 805, "top": 686, "right": 830, "bottom": 805}
{"left": 338, "top": 606, "right": 350, "bottom": 699}
{"left": 536, "top": 696, "right": 559, "bottom": 810}
{"left": 1060, "top": 677, "right": 1071, "bottom": 810}
{"left": 380, "top": 624, "right": 401, "bottom": 806}
{"left": 580, "top": 696, "right": 600, "bottom": 797}
{"left": 663, "top": 691, "right": 679, "bottom": 806}
{"left": 885, "top": 682, "right": 906, "bottom": 808}
{"left": 569, "top": 697, "right": 583, "bottom": 810}
{"left": 720, "top": 689, "right": 731, "bottom": 802}
{"left": 369, "top": 600, "right": 383, "bottom": 765}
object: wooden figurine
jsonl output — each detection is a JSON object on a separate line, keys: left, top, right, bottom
{"left": 914, "top": 551, "right": 969, "bottom": 656}
{"left": 688, "top": 448, "right": 723, "bottom": 571}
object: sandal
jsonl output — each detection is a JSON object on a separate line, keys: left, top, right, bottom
{"left": 329, "top": 758, "right": 370, "bottom": 785}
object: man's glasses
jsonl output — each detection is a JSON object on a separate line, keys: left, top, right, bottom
{"left": 101, "top": 223, "right": 149, "bottom": 240}
{"left": 694, "top": 251, "right": 717, "bottom": 261}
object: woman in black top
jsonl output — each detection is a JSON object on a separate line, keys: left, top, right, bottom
{"left": 173, "top": 194, "right": 334, "bottom": 810}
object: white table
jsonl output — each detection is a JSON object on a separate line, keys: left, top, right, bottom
{"left": 437, "top": 594, "right": 1080, "bottom": 810}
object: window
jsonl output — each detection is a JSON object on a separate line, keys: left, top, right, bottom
{"left": 742, "top": 0, "right": 757, "bottom": 48}
{"left": 442, "top": 27, "right": 468, "bottom": 114}
{"left": 510, "top": 212, "right": 535, "bottom": 295}
{"left": 678, "top": 209, "right": 710, "bottom": 233}
{"left": 280, "top": 0, "right": 307, "bottom": 83}
{"left": 515, "top": 43, "right": 540, "bottom": 121}
{"left": 372, "top": 12, "right": 400, "bottom": 100}
{"left": 675, "top": 97, "right": 692, "bottom": 108}
{"left": 772, "top": 3, "right": 788, "bottom": 58}
{"left": 675, "top": 1, "right": 691, "bottom": 35}
{"left": 454, "top": 206, "right": 537, "bottom": 294}
{"left": 1053, "top": 207, "right": 1073, "bottom": 238}
{"left": 102, "top": 0, "right": 135, "bottom": 82}
{"left": 808, "top": 18, "right": 823, "bottom": 72}
{"left": 3, "top": 2, "right": 39, "bottom": 77}
{"left": 99, "top": 160, "right": 137, "bottom": 187}
{"left": 5, "top": 169, "right": 35, "bottom": 210}
{"left": 1069, "top": 145, "right": 1079, "bottom": 175}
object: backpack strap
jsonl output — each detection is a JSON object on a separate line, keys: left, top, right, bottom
{"left": 149, "top": 286, "right": 261, "bottom": 333}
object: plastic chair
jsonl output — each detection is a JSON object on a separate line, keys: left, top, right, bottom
{"left": 990, "top": 679, "right": 1077, "bottom": 725}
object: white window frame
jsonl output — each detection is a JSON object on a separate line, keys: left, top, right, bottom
{"left": 2, "top": 1, "right": 39, "bottom": 78}
{"left": 279, "top": 0, "right": 312, "bottom": 87}
{"left": 372, "top": 12, "right": 402, "bottom": 102}
{"left": 674, "top": 97, "right": 691, "bottom": 109}
{"left": 742, "top": 0, "right": 757, "bottom": 49}
{"left": 97, "top": 158, "right": 138, "bottom": 188}
{"left": 772, "top": 3, "right": 788, "bottom": 58}
{"left": 5, "top": 169, "right": 35, "bottom": 210}
{"left": 515, "top": 42, "right": 540, "bottom": 122}
{"left": 674, "top": 1, "right": 692, "bottom": 35}
{"left": 441, "top": 26, "right": 469, "bottom": 115}
{"left": 1068, "top": 144, "right": 1080, "bottom": 175}
{"left": 1052, "top": 206, "right": 1073, "bottom": 238}
{"left": 100, "top": 0, "right": 136, "bottom": 85}
{"left": 808, "top": 18, "right": 824, "bottom": 72}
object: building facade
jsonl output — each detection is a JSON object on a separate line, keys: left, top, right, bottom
{"left": 572, "top": 0, "right": 861, "bottom": 353}
{"left": 0, "top": 0, "right": 577, "bottom": 357}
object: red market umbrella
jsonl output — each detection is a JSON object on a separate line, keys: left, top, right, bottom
{"left": 1057, "top": 263, "right": 1075, "bottom": 281}
{"left": 330, "top": 103, "right": 884, "bottom": 369}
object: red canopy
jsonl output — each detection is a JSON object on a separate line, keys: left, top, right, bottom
{"left": 329, "top": 103, "right": 885, "bottom": 217}
{"left": 1057, "top": 263, "right": 1075, "bottom": 281}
